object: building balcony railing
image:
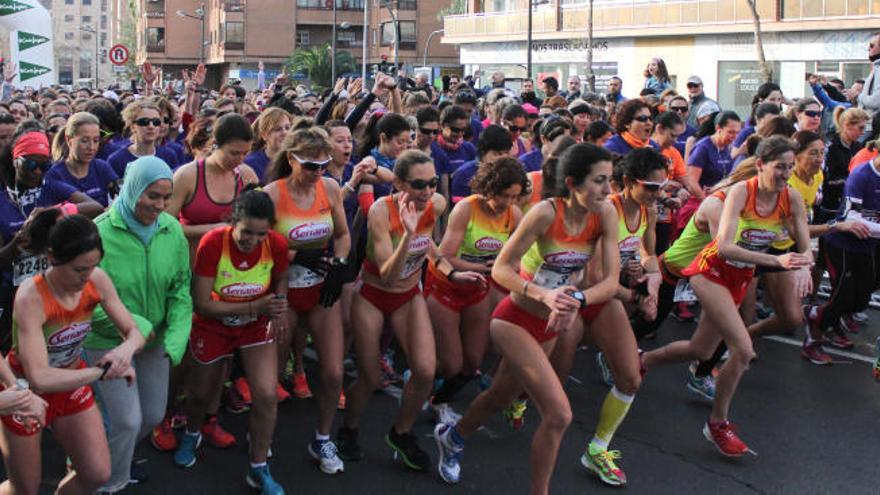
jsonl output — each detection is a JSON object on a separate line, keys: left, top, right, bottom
{"left": 780, "top": 0, "right": 880, "bottom": 19}
{"left": 224, "top": 0, "right": 245, "bottom": 12}
{"left": 146, "top": 43, "right": 164, "bottom": 52}
{"left": 296, "top": 0, "right": 366, "bottom": 11}
{"left": 145, "top": 0, "right": 164, "bottom": 16}
{"left": 224, "top": 41, "right": 245, "bottom": 50}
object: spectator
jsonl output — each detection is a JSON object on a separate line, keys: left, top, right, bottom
{"left": 685, "top": 75, "right": 718, "bottom": 128}
{"left": 644, "top": 58, "right": 672, "bottom": 94}
{"left": 858, "top": 32, "right": 880, "bottom": 135}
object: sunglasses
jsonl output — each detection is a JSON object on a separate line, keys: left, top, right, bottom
{"left": 17, "top": 157, "right": 50, "bottom": 173}
{"left": 292, "top": 154, "right": 331, "bottom": 171}
{"left": 47, "top": 125, "right": 62, "bottom": 134}
{"left": 505, "top": 124, "right": 527, "bottom": 133}
{"left": 217, "top": 110, "right": 234, "bottom": 117}
{"left": 802, "top": 110, "right": 821, "bottom": 118}
{"left": 633, "top": 115, "right": 652, "bottom": 123}
{"left": 163, "top": 117, "right": 172, "bottom": 125}
{"left": 686, "top": 83, "right": 701, "bottom": 89}
{"left": 447, "top": 126, "right": 466, "bottom": 135}
{"left": 134, "top": 117, "right": 162, "bottom": 127}
{"left": 419, "top": 127, "right": 440, "bottom": 136}
{"left": 407, "top": 176, "right": 440, "bottom": 190}
{"left": 670, "top": 106, "right": 688, "bottom": 113}
{"left": 637, "top": 179, "right": 669, "bottom": 191}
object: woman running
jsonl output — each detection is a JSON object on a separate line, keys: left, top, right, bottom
{"left": 47, "top": 112, "right": 119, "bottom": 207}
{"left": 434, "top": 143, "right": 620, "bottom": 494}
{"left": 174, "top": 188, "right": 288, "bottom": 494}
{"left": 263, "top": 127, "right": 351, "bottom": 475}
{"left": 1, "top": 213, "right": 145, "bottom": 495}
{"left": 642, "top": 136, "right": 813, "bottom": 456}
{"left": 426, "top": 156, "right": 527, "bottom": 424}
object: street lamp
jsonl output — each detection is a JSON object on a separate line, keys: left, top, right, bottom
{"left": 526, "top": 0, "right": 550, "bottom": 79}
{"left": 330, "top": 0, "right": 353, "bottom": 85}
{"left": 177, "top": 4, "right": 206, "bottom": 63}
{"left": 79, "top": 25, "right": 98, "bottom": 89}
{"left": 422, "top": 28, "right": 443, "bottom": 67}
{"left": 381, "top": 0, "right": 398, "bottom": 69}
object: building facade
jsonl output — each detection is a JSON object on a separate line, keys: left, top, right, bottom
{"left": 131, "top": 0, "right": 458, "bottom": 89}
{"left": 443, "top": 0, "right": 879, "bottom": 117}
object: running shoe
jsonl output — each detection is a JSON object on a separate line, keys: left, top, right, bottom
{"left": 686, "top": 362, "right": 716, "bottom": 401}
{"left": 337, "top": 390, "right": 346, "bottom": 410}
{"left": 596, "top": 352, "right": 615, "bottom": 387}
{"left": 852, "top": 311, "right": 869, "bottom": 324}
{"left": 173, "top": 432, "right": 201, "bottom": 468}
{"left": 671, "top": 301, "right": 696, "bottom": 322}
{"left": 385, "top": 427, "right": 430, "bottom": 471}
{"left": 802, "top": 304, "right": 824, "bottom": 339}
{"left": 224, "top": 383, "right": 251, "bottom": 414}
{"left": 825, "top": 328, "right": 854, "bottom": 349}
{"left": 873, "top": 337, "right": 880, "bottom": 382}
{"left": 308, "top": 438, "right": 345, "bottom": 474}
{"left": 800, "top": 341, "right": 832, "bottom": 365}
{"left": 201, "top": 416, "right": 236, "bottom": 448}
{"left": 275, "top": 382, "right": 291, "bottom": 403}
{"left": 431, "top": 402, "right": 462, "bottom": 426}
{"left": 246, "top": 464, "right": 285, "bottom": 495}
{"left": 234, "top": 377, "right": 253, "bottom": 404}
{"left": 336, "top": 426, "right": 364, "bottom": 461}
{"left": 151, "top": 415, "right": 177, "bottom": 452}
{"left": 433, "top": 423, "right": 463, "bottom": 484}
{"left": 503, "top": 398, "right": 527, "bottom": 430}
{"left": 379, "top": 355, "right": 401, "bottom": 388}
{"left": 129, "top": 458, "right": 148, "bottom": 485}
{"left": 292, "top": 371, "right": 313, "bottom": 399}
{"left": 580, "top": 444, "right": 627, "bottom": 486}
{"left": 703, "top": 420, "right": 749, "bottom": 457}
{"left": 839, "top": 315, "right": 860, "bottom": 334}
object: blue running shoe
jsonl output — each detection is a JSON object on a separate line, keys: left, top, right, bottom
{"left": 433, "top": 423, "right": 463, "bottom": 484}
{"left": 173, "top": 432, "right": 201, "bottom": 468}
{"left": 246, "top": 464, "right": 285, "bottom": 495}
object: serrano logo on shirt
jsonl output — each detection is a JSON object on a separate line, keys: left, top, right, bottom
{"left": 47, "top": 322, "right": 91, "bottom": 347}
{"left": 545, "top": 251, "right": 589, "bottom": 268}
{"left": 619, "top": 236, "right": 641, "bottom": 252}
{"left": 740, "top": 228, "right": 777, "bottom": 245}
{"left": 221, "top": 282, "right": 265, "bottom": 298}
{"left": 475, "top": 236, "right": 503, "bottom": 252}
{"left": 289, "top": 222, "right": 332, "bottom": 242}
{"left": 408, "top": 235, "right": 432, "bottom": 252}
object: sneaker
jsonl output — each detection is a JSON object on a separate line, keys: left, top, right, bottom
{"left": 129, "top": 458, "right": 148, "bottom": 485}
{"left": 431, "top": 402, "right": 462, "bottom": 425}
{"left": 336, "top": 426, "right": 364, "bottom": 462}
{"left": 703, "top": 420, "right": 749, "bottom": 457}
{"left": 173, "top": 432, "right": 201, "bottom": 468}
{"left": 580, "top": 444, "right": 627, "bottom": 486}
{"left": 503, "top": 398, "right": 527, "bottom": 430}
{"left": 433, "top": 423, "right": 463, "bottom": 484}
{"left": 852, "top": 311, "right": 869, "bottom": 324}
{"left": 671, "top": 301, "right": 696, "bottom": 322}
{"left": 802, "top": 304, "right": 824, "bottom": 340}
{"left": 275, "top": 382, "right": 291, "bottom": 403}
{"left": 170, "top": 410, "right": 187, "bottom": 430}
{"left": 596, "top": 352, "right": 615, "bottom": 387}
{"left": 224, "top": 383, "right": 251, "bottom": 414}
{"left": 292, "top": 371, "right": 313, "bottom": 399}
{"left": 873, "top": 337, "right": 880, "bottom": 382}
{"left": 201, "top": 416, "right": 236, "bottom": 448}
{"left": 825, "top": 328, "right": 854, "bottom": 349}
{"left": 246, "top": 464, "right": 285, "bottom": 495}
{"left": 800, "top": 341, "right": 832, "bottom": 365}
{"left": 686, "top": 362, "right": 716, "bottom": 401}
{"left": 308, "top": 438, "right": 345, "bottom": 474}
{"left": 379, "top": 355, "right": 401, "bottom": 387}
{"left": 337, "top": 391, "right": 346, "bottom": 410}
{"left": 151, "top": 416, "right": 177, "bottom": 452}
{"left": 385, "top": 427, "right": 430, "bottom": 471}
{"left": 839, "top": 316, "right": 860, "bottom": 334}
{"left": 234, "top": 377, "right": 253, "bottom": 404}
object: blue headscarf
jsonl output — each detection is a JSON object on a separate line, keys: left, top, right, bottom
{"left": 115, "top": 156, "right": 173, "bottom": 245}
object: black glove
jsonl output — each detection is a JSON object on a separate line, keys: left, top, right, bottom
{"left": 293, "top": 248, "right": 330, "bottom": 277}
{"left": 319, "top": 258, "right": 348, "bottom": 308}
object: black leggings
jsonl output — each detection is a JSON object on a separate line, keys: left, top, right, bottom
{"left": 818, "top": 243, "right": 880, "bottom": 330}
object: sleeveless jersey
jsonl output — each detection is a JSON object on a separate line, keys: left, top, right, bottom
{"left": 772, "top": 170, "right": 822, "bottom": 251}
{"left": 611, "top": 193, "right": 647, "bottom": 266}
{"left": 274, "top": 178, "right": 334, "bottom": 288}
{"left": 523, "top": 171, "right": 543, "bottom": 213}
{"left": 365, "top": 195, "right": 436, "bottom": 281}
{"left": 725, "top": 177, "right": 791, "bottom": 268}
{"left": 179, "top": 160, "right": 245, "bottom": 226}
{"left": 457, "top": 195, "right": 514, "bottom": 264}
{"left": 208, "top": 227, "right": 274, "bottom": 327}
{"left": 663, "top": 190, "right": 726, "bottom": 276}
{"left": 520, "top": 198, "right": 601, "bottom": 289}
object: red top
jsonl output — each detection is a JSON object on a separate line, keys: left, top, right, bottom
{"left": 179, "top": 159, "right": 245, "bottom": 226}
{"left": 193, "top": 227, "right": 289, "bottom": 280}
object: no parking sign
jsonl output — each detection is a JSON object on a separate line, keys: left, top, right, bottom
{"left": 108, "top": 44, "right": 129, "bottom": 66}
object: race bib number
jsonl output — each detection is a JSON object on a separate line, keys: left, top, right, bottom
{"left": 532, "top": 265, "right": 573, "bottom": 290}
{"left": 656, "top": 202, "right": 671, "bottom": 223}
{"left": 401, "top": 256, "right": 425, "bottom": 279}
{"left": 221, "top": 314, "right": 258, "bottom": 327}
{"left": 673, "top": 279, "right": 697, "bottom": 302}
{"left": 288, "top": 264, "right": 324, "bottom": 288}
{"left": 13, "top": 255, "right": 49, "bottom": 287}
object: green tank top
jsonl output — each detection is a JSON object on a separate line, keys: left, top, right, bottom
{"left": 662, "top": 191, "right": 726, "bottom": 276}
{"left": 611, "top": 193, "right": 647, "bottom": 266}
{"left": 456, "top": 195, "right": 514, "bottom": 264}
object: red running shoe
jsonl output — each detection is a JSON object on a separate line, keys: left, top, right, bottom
{"left": 235, "top": 377, "right": 253, "bottom": 404}
{"left": 839, "top": 316, "right": 860, "bottom": 334}
{"left": 151, "top": 415, "right": 177, "bottom": 452}
{"left": 703, "top": 420, "right": 750, "bottom": 457}
{"left": 826, "top": 328, "right": 854, "bottom": 350}
{"left": 671, "top": 301, "right": 696, "bottom": 322}
{"left": 201, "top": 416, "right": 237, "bottom": 449}
{"left": 800, "top": 341, "right": 832, "bottom": 366}
{"left": 293, "top": 371, "right": 313, "bottom": 399}
{"left": 275, "top": 382, "right": 291, "bottom": 403}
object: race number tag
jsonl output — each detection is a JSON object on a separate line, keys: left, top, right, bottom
{"left": 288, "top": 264, "right": 324, "bottom": 288}
{"left": 532, "top": 266, "right": 572, "bottom": 290}
{"left": 13, "top": 255, "right": 49, "bottom": 287}
{"left": 673, "top": 279, "right": 697, "bottom": 302}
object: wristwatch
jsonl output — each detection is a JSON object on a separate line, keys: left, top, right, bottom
{"left": 826, "top": 219, "right": 838, "bottom": 232}
{"left": 571, "top": 290, "right": 587, "bottom": 309}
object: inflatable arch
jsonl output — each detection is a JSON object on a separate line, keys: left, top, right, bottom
{"left": 0, "top": 0, "right": 54, "bottom": 87}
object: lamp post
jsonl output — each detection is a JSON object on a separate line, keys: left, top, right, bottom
{"left": 526, "top": 0, "right": 550, "bottom": 79}
{"left": 361, "top": 0, "right": 368, "bottom": 82}
{"left": 381, "top": 0, "right": 398, "bottom": 69}
{"left": 422, "top": 28, "right": 443, "bottom": 67}
{"left": 176, "top": 4, "right": 206, "bottom": 63}
{"left": 331, "top": 11, "right": 352, "bottom": 83}
{"left": 79, "top": 25, "right": 98, "bottom": 89}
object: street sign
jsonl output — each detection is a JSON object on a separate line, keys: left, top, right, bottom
{"left": 113, "top": 65, "right": 126, "bottom": 73}
{"left": 108, "top": 44, "right": 129, "bottom": 66}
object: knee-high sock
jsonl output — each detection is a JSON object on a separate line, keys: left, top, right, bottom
{"left": 591, "top": 386, "right": 635, "bottom": 449}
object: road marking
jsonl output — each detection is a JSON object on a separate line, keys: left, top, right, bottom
{"left": 761, "top": 335, "right": 875, "bottom": 364}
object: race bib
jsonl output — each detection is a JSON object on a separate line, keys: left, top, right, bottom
{"left": 13, "top": 254, "right": 49, "bottom": 287}
{"left": 47, "top": 322, "right": 91, "bottom": 368}
{"left": 673, "top": 279, "right": 697, "bottom": 302}
{"left": 221, "top": 314, "right": 258, "bottom": 327}
{"left": 401, "top": 235, "right": 432, "bottom": 279}
{"left": 288, "top": 264, "right": 324, "bottom": 288}
{"left": 532, "top": 265, "right": 574, "bottom": 290}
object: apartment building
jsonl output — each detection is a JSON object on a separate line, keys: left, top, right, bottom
{"left": 49, "top": 0, "right": 114, "bottom": 86}
{"left": 443, "top": 0, "right": 880, "bottom": 117}
{"left": 132, "top": 0, "right": 458, "bottom": 89}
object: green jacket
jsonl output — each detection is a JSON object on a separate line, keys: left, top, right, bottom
{"left": 84, "top": 207, "right": 193, "bottom": 365}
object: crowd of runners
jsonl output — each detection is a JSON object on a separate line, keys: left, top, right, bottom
{"left": 0, "top": 33, "right": 877, "bottom": 495}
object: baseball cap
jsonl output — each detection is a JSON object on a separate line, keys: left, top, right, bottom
{"left": 687, "top": 76, "right": 703, "bottom": 86}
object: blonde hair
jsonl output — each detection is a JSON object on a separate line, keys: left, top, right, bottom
{"left": 832, "top": 106, "right": 869, "bottom": 134}
{"left": 251, "top": 107, "right": 291, "bottom": 152}
{"left": 121, "top": 100, "right": 160, "bottom": 131}
{"left": 52, "top": 112, "right": 100, "bottom": 161}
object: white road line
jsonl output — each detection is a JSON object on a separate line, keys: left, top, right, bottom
{"left": 761, "top": 335, "right": 875, "bottom": 364}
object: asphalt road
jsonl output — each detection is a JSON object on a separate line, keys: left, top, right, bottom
{"left": 19, "top": 309, "right": 880, "bottom": 494}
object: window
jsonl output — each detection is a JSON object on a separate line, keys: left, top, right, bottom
{"left": 64, "top": 32, "right": 75, "bottom": 40}
{"left": 64, "top": 0, "right": 73, "bottom": 4}
{"left": 224, "top": 21, "right": 244, "bottom": 49}
{"left": 64, "top": 14, "right": 74, "bottom": 22}
{"left": 297, "top": 0, "right": 364, "bottom": 9}
{"left": 297, "top": 30, "right": 310, "bottom": 46}
{"left": 82, "top": 0, "right": 91, "bottom": 5}
{"left": 101, "top": 15, "right": 107, "bottom": 29}
{"left": 82, "top": 15, "right": 92, "bottom": 23}
{"left": 381, "top": 21, "right": 415, "bottom": 49}
{"left": 79, "top": 56, "right": 92, "bottom": 79}
{"left": 82, "top": 33, "right": 92, "bottom": 41}
{"left": 146, "top": 27, "right": 165, "bottom": 51}
{"left": 338, "top": 30, "right": 357, "bottom": 47}
{"left": 397, "top": 0, "right": 415, "bottom": 9}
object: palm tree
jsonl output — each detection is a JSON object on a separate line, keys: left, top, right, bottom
{"left": 287, "top": 42, "right": 357, "bottom": 92}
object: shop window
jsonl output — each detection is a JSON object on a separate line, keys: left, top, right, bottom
{"left": 717, "top": 61, "right": 781, "bottom": 120}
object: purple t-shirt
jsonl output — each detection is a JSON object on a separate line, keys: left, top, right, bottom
{"left": 451, "top": 160, "right": 479, "bottom": 200}
{"left": 732, "top": 124, "right": 755, "bottom": 149}
{"left": 520, "top": 149, "right": 543, "bottom": 173}
{"left": 107, "top": 146, "right": 177, "bottom": 179}
{"left": 159, "top": 140, "right": 185, "bottom": 169}
{"left": 431, "top": 140, "right": 477, "bottom": 176}
{"left": 674, "top": 124, "right": 696, "bottom": 157}
{"left": 45, "top": 159, "right": 119, "bottom": 207}
{"left": 687, "top": 136, "right": 734, "bottom": 188}
{"left": 825, "top": 161, "right": 880, "bottom": 253}
{"left": 603, "top": 135, "right": 660, "bottom": 156}
{"left": 244, "top": 149, "right": 271, "bottom": 184}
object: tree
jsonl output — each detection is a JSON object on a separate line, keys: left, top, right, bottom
{"left": 287, "top": 43, "right": 357, "bottom": 92}
{"left": 437, "top": 0, "right": 470, "bottom": 20}
{"left": 745, "top": 0, "right": 772, "bottom": 83}
{"left": 585, "top": 0, "right": 594, "bottom": 91}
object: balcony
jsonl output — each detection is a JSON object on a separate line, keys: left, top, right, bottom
{"left": 145, "top": 0, "right": 164, "bottom": 18}
{"left": 781, "top": 0, "right": 880, "bottom": 19}
{"left": 224, "top": 0, "right": 244, "bottom": 12}
{"left": 296, "top": 0, "right": 365, "bottom": 10}
{"left": 146, "top": 42, "right": 164, "bottom": 52}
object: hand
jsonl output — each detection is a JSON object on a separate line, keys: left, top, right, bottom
{"left": 808, "top": 74, "right": 820, "bottom": 86}
{"left": 333, "top": 77, "right": 347, "bottom": 95}
{"left": 372, "top": 74, "right": 391, "bottom": 97}
{"left": 268, "top": 296, "right": 287, "bottom": 318}
{"left": 96, "top": 343, "right": 136, "bottom": 381}
{"left": 449, "top": 270, "right": 487, "bottom": 287}
{"left": 351, "top": 157, "right": 376, "bottom": 185}
{"left": 347, "top": 77, "right": 363, "bottom": 96}
{"left": 546, "top": 308, "right": 578, "bottom": 335}
{"left": 776, "top": 252, "right": 812, "bottom": 270}
{"left": 398, "top": 193, "right": 420, "bottom": 234}
{"left": 274, "top": 67, "right": 289, "bottom": 87}
{"left": 267, "top": 314, "right": 288, "bottom": 341}
{"left": 645, "top": 272, "right": 662, "bottom": 301}
{"left": 636, "top": 291, "right": 658, "bottom": 322}
{"left": 792, "top": 267, "right": 813, "bottom": 299}
{"left": 19, "top": 393, "right": 47, "bottom": 429}
{"left": 677, "top": 188, "right": 691, "bottom": 202}
{"left": 118, "top": 363, "right": 137, "bottom": 386}
{"left": 141, "top": 62, "right": 158, "bottom": 86}
{"left": 541, "top": 286, "right": 580, "bottom": 315}
{"left": 0, "top": 388, "right": 34, "bottom": 416}
{"left": 836, "top": 220, "right": 871, "bottom": 239}
{"left": 624, "top": 260, "right": 645, "bottom": 286}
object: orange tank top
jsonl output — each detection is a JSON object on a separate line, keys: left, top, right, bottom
{"left": 364, "top": 195, "right": 436, "bottom": 281}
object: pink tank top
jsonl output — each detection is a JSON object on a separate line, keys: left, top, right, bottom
{"left": 179, "top": 159, "right": 245, "bottom": 226}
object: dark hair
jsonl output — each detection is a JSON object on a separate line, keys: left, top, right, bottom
{"left": 440, "top": 105, "right": 469, "bottom": 126}
{"left": 755, "top": 135, "right": 797, "bottom": 163}
{"left": 415, "top": 106, "right": 440, "bottom": 126}
{"left": 542, "top": 77, "right": 559, "bottom": 91}
{"left": 214, "top": 113, "right": 254, "bottom": 147}
{"left": 501, "top": 104, "right": 527, "bottom": 122}
{"left": 620, "top": 147, "right": 668, "bottom": 184}
{"left": 714, "top": 110, "right": 741, "bottom": 129}
{"left": 84, "top": 99, "right": 124, "bottom": 136}
{"left": 537, "top": 116, "right": 574, "bottom": 146}
{"left": 453, "top": 91, "right": 477, "bottom": 106}
{"left": 552, "top": 142, "right": 612, "bottom": 198}
{"left": 649, "top": 57, "right": 670, "bottom": 84}
{"left": 477, "top": 125, "right": 513, "bottom": 160}
{"left": 757, "top": 115, "right": 796, "bottom": 138}
{"left": 0, "top": 113, "right": 15, "bottom": 126}
{"left": 694, "top": 112, "right": 719, "bottom": 139}
{"left": 587, "top": 120, "right": 614, "bottom": 142}
{"left": 185, "top": 117, "right": 214, "bottom": 156}
{"left": 792, "top": 130, "right": 822, "bottom": 154}
{"left": 24, "top": 213, "right": 103, "bottom": 265}
{"left": 755, "top": 82, "right": 781, "bottom": 103}
{"left": 393, "top": 149, "right": 433, "bottom": 180}
{"left": 654, "top": 110, "right": 684, "bottom": 131}
{"left": 794, "top": 97, "right": 821, "bottom": 114}
{"left": 230, "top": 185, "right": 276, "bottom": 225}
{"left": 613, "top": 99, "right": 651, "bottom": 133}
{"left": 470, "top": 156, "right": 529, "bottom": 197}
{"left": 540, "top": 135, "right": 577, "bottom": 198}
{"left": 754, "top": 102, "right": 781, "bottom": 121}
{"left": 359, "top": 113, "right": 411, "bottom": 159}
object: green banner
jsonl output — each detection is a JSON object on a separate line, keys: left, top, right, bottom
{"left": 19, "top": 60, "right": 50, "bottom": 82}
{"left": 0, "top": 0, "right": 32, "bottom": 16}
{"left": 18, "top": 31, "right": 48, "bottom": 51}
